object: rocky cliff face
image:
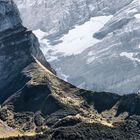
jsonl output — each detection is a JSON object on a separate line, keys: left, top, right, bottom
{"left": 0, "top": 0, "right": 21, "bottom": 32}
{"left": 0, "top": 0, "right": 54, "bottom": 103}
{"left": 14, "top": 0, "right": 133, "bottom": 36}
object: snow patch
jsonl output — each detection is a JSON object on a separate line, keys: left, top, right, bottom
{"left": 127, "top": 8, "right": 137, "bottom": 14}
{"left": 120, "top": 52, "right": 140, "bottom": 62}
{"left": 51, "top": 15, "right": 113, "bottom": 56}
{"left": 33, "top": 15, "right": 113, "bottom": 61}
{"left": 120, "top": 52, "right": 134, "bottom": 59}
{"left": 134, "top": 13, "right": 140, "bottom": 18}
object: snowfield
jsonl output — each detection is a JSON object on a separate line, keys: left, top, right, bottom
{"left": 33, "top": 15, "right": 112, "bottom": 60}
{"left": 120, "top": 52, "right": 140, "bottom": 63}
{"left": 134, "top": 14, "right": 140, "bottom": 19}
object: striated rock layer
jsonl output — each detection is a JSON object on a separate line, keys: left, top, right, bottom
{"left": 13, "top": 0, "right": 133, "bottom": 36}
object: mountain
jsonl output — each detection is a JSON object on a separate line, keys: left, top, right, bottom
{"left": 0, "top": 0, "right": 55, "bottom": 104}
{"left": 14, "top": 0, "right": 133, "bottom": 36}
{"left": 14, "top": 0, "right": 140, "bottom": 94}
{"left": 0, "top": 0, "right": 140, "bottom": 139}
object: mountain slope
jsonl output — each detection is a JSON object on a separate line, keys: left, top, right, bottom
{"left": 14, "top": 0, "right": 133, "bottom": 36}
{"left": 2, "top": 53, "right": 140, "bottom": 139}
{"left": 1, "top": 0, "right": 140, "bottom": 139}
{"left": 0, "top": 0, "right": 55, "bottom": 104}
{"left": 28, "top": 0, "right": 140, "bottom": 94}
{"left": 75, "top": 0, "right": 140, "bottom": 93}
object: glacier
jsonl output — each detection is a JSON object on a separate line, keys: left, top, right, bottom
{"left": 14, "top": 0, "right": 133, "bottom": 36}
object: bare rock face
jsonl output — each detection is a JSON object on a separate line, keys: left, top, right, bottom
{"left": 13, "top": 0, "right": 140, "bottom": 94}
{"left": 13, "top": 0, "right": 133, "bottom": 36}
{"left": 0, "top": 0, "right": 54, "bottom": 103}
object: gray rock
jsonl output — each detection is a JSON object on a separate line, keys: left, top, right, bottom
{"left": 14, "top": 0, "right": 133, "bottom": 36}
{"left": 0, "top": 0, "right": 54, "bottom": 103}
